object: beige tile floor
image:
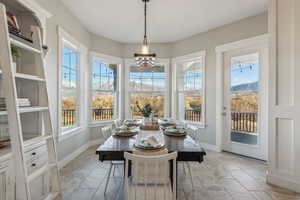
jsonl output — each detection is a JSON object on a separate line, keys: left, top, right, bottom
{"left": 59, "top": 146, "right": 300, "bottom": 200}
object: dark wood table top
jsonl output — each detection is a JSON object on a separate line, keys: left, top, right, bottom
{"left": 96, "top": 130, "right": 206, "bottom": 162}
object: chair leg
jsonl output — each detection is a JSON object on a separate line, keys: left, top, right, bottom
{"left": 112, "top": 164, "right": 116, "bottom": 176}
{"left": 186, "top": 162, "right": 194, "bottom": 189}
{"left": 104, "top": 163, "right": 113, "bottom": 194}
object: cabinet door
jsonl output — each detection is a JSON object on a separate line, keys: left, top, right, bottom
{"left": 29, "top": 171, "right": 49, "bottom": 200}
{"left": 0, "top": 169, "right": 7, "bottom": 200}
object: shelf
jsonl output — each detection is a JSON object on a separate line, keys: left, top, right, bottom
{"left": 10, "top": 37, "right": 41, "bottom": 54}
{"left": 19, "top": 106, "right": 48, "bottom": 114}
{"left": 15, "top": 73, "right": 45, "bottom": 82}
{"left": 0, "top": 145, "right": 12, "bottom": 160}
{"left": 0, "top": 106, "right": 48, "bottom": 116}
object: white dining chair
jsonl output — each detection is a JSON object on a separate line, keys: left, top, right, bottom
{"left": 113, "top": 119, "right": 123, "bottom": 129}
{"left": 124, "top": 151, "right": 178, "bottom": 200}
{"left": 132, "top": 148, "right": 169, "bottom": 184}
{"left": 101, "top": 125, "right": 124, "bottom": 194}
{"left": 183, "top": 123, "right": 199, "bottom": 189}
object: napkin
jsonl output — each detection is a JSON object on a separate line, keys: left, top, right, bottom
{"left": 141, "top": 135, "right": 160, "bottom": 148}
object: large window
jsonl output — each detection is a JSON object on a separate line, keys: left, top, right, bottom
{"left": 90, "top": 54, "right": 120, "bottom": 123}
{"left": 174, "top": 52, "right": 205, "bottom": 124}
{"left": 128, "top": 63, "right": 168, "bottom": 118}
{"left": 60, "top": 41, "right": 80, "bottom": 132}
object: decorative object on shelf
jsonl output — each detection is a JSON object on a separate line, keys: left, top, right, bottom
{"left": 134, "top": 0, "right": 156, "bottom": 68}
{"left": 11, "top": 45, "right": 20, "bottom": 72}
{"left": 6, "top": 12, "right": 20, "bottom": 33}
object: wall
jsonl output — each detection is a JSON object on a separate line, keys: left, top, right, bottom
{"left": 171, "top": 12, "right": 268, "bottom": 146}
{"left": 123, "top": 43, "right": 172, "bottom": 58}
{"left": 90, "top": 33, "right": 123, "bottom": 57}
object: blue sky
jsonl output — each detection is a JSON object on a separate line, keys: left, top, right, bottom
{"left": 231, "top": 64, "right": 259, "bottom": 86}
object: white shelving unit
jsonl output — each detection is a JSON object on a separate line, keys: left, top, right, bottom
{"left": 0, "top": 1, "right": 61, "bottom": 200}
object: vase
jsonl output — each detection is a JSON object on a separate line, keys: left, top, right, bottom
{"left": 143, "top": 117, "right": 151, "bottom": 124}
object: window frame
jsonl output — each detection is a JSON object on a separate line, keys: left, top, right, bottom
{"left": 172, "top": 51, "right": 206, "bottom": 127}
{"left": 124, "top": 58, "right": 171, "bottom": 119}
{"left": 89, "top": 52, "right": 122, "bottom": 126}
{"left": 57, "top": 27, "right": 88, "bottom": 141}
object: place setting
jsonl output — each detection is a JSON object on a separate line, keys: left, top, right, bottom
{"left": 134, "top": 135, "right": 166, "bottom": 152}
{"left": 163, "top": 124, "right": 187, "bottom": 137}
{"left": 113, "top": 125, "right": 139, "bottom": 137}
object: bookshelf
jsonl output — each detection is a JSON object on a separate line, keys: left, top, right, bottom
{"left": 0, "top": 1, "right": 61, "bottom": 200}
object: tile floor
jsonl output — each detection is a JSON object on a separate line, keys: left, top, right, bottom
{"left": 59, "top": 146, "right": 300, "bottom": 200}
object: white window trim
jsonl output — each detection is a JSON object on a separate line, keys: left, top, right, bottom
{"left": 88, "top": 51, "right": 122, "bottom": 126}
{"left": 171, "top": 51, "right": 206, "bottom": 128}
{"left": 124, "top": 58, "right": 171, "bottom": 119}
{"left": 57, "top": 27, "right": 88, "bottom": 141}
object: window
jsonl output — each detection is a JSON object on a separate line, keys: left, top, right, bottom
{"left": 60, "top": 41, "right": 80, "bottom": 132}
{"left": 173, "top": 52, "right": 205, "bottom": 124}
{"left": 58, "top": 27, "right": 88, "bottom": 138}
{"left": 127, "top": 62, "right": 169, "bottom": 118}
{"left": 90, "top": 54, "right": 121, "bottom": 123}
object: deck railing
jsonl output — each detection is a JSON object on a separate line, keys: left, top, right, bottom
{"left": 231, "top": 112, "right": 257, "bottom": 133}
{"left": 62, "top": 108, "right": 114, "bottom": 126}
{"left": 185, "top": 109, "right": 201, "bottom": 122}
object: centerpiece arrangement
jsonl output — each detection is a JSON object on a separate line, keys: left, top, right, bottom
{"left": 136, "top": 102, "right": 160, "bottom": 130}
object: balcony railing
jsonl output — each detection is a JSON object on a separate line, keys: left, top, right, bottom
{"left": 231, "top": 112, "right": 257, "bottom": 134}
{"left": 62, "top": 108, "right": 114, "bottom": 127}
{"left": 185, "top": 109, "right": 201, "bottom": 122}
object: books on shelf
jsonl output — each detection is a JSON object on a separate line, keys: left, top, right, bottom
{"left": 0, "top": 97, "right": 31, "bottom": 110}
{"left": 17, "top": 98, "right": 31, "bottom": 107}
{"left": 0, "top": 98, "right": 6, "bottom": 111}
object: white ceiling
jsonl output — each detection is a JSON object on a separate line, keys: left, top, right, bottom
{"left": 61, "top": 0, "right": 268, "bottom": 43}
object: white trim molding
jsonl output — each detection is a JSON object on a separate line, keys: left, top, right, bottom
{"left": 267, "top": 0, "right": 300, "bottom": 193}
{"left": 171, "top": 51, "right": 206, "bottom": 127}
{"left": 215, "top": 34, "right": 269, "bottom": 158}
{"left": 124, "top": 58, "right": 171, "bottom": 119}
{"left": 57, "top": 26, "right": 89, "bottom": 142}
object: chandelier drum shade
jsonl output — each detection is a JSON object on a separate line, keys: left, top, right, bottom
{"left": 134, "top": 0, "right": 156, "bottom": 67}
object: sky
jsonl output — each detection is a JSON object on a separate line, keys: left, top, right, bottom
{"left": 231, "top": 63, "right": 259, "bottom": 87}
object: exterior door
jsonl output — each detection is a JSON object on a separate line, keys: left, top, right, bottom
{"left": 222, "top": 46, "right": 268, "bottom": 160}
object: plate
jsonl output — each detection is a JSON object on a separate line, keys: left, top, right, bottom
{"left": 134, "top": 142, "right": 164, "bottom": 150}
{"left": 164, "top": 129, "right": 187, "bottom": 137}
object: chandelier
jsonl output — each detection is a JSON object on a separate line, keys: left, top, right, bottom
{"left": 134, "top": 0, "right": 156, "bottom": 67}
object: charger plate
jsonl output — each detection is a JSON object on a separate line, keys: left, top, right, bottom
{"left": 164, "top": 129, "right": 187, "bottom": 137}
{"left": 113, "top": 130, "right": 138, "bottom": 137}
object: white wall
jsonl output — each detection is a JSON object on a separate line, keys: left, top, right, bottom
{"left": 171, "top": 12, "right": 268, "bottom": 146}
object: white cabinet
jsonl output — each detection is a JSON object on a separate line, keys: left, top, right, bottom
{"left": 0, "top": 158, "right": 14, "bottom": 200}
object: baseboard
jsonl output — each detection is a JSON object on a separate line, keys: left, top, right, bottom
{"left": 58, "top": 138, "right": 104, "bottom": 169}
{"left": 89, "top": 138, "right": 104, "bottom": 147}
{"left": 267, "top": 173, "right": 300, "bottom": 193}
{"left": 200, "top": 142, "right": 221, "bottom": 152}
{"left": 58, "top": 142, "right": 91, "bottom": 169}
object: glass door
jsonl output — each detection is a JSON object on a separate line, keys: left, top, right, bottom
{"left": 223, "top": 48, "right": 267, "bottom": 160}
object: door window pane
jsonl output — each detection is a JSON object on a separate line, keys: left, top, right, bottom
{"left": 230, "top": 53, "right": 259, "bottom": 145}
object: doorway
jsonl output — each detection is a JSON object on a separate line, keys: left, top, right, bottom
{"left": 216, "top": 35, "right": 268, "bottom": 160}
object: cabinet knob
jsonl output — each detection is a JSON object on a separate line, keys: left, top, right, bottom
{"left": 32, "top": 152, "right": 36, "bottom": 155}
{"left": 31, "top": 163, "right": 36, "bottom": 167}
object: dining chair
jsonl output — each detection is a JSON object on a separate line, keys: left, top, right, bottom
{"left": 182, "top": 123, "right": 199, "bottom": 189}
{"left": 124, "top": 151, "right": 178, "bottom": 200}
{"left": 101, "top": 125, "right": 124, "bottom": 194}
{"left": 113, "top": 119, "right": 123, "bottom": 129}
{"left": 132, "top": 148, "right": 169, "bottom": 184}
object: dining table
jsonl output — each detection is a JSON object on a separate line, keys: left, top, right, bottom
{"left": 96, "top": 129, "right": 206, "bottom": 162}
{"left": 96, "top": 125, "right": 206, "bottom": 196}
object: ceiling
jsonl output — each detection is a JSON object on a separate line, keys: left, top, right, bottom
{"left": 61, "top": 0, "right": 268, "bottom": 43}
